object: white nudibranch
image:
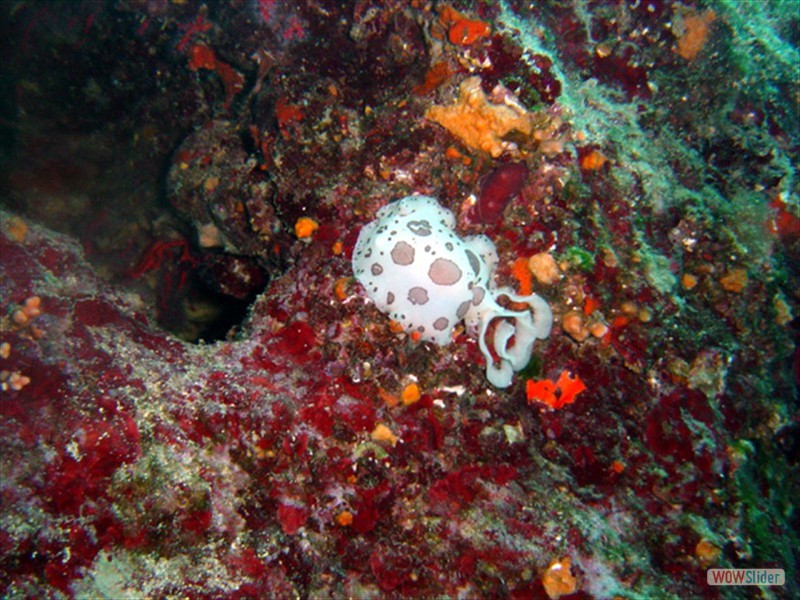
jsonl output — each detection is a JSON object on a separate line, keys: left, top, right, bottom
{"left": 352, "top": 195, "right": 552, "bottom": 387}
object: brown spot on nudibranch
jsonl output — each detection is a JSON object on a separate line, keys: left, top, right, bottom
{"left": 466, "top": 250, "right": 481, "bottom": 276}
{"left": 433, "top": 317, "right": 449, "bottom": 331}
{"left": 408, "top": 287, "right": 430, "bottom": 305}
{"left": 429, "top": 258, "right": 462, "bottom": 285}
{"left": 407, "top": 220, "right": 432, "bottom": 236}
{"left": 391, "top": 241, "right": 415, "bottom": 265}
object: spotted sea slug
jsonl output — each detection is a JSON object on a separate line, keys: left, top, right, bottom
{"left": 352, "top": 195, "right": 552, "bottom": 388}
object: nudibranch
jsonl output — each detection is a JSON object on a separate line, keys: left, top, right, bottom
{"left": 352, "top": 195, "right": 552, "bottom": 387}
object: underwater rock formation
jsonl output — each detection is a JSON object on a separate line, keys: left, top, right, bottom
{"left": 0, "top": 1, "right": 797, "bottom": 597}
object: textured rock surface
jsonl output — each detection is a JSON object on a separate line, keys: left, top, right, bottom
{"left": 1, "top": 1, "right": 797, "bottom": 597}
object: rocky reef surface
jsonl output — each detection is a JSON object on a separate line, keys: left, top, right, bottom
{"left": 1, "top": 1, "right": 797, "bottom": 597}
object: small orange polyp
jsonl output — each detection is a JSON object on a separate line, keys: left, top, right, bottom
{"left": 444, "top": 146, "right": 463, "bottom": 161}
{"left": 294, "top": 217, "right": 319, "bottom": 239}
{"left": 388, "top": 320, "right": 405, "bottom": 334}
{"left": 542, "top": 556, "right": 577, "bottom": 599}
{"left": 448, "top": 18, "right": 490, "bottom": 45}
{"left": 400, "top": 383, "right": 421, "bottom": 406}
{"left": 526, "top": 370, "right": 587, "bottom": 410}
{"left": 371, "top": 423, "right": 399, "bottom": 446}
{"left": 333, "top": 277, "right": 350, "bottom": 301}
{"left": 511, "top": 257, "right": 533, "bottom": 296}
{"left": 336, "top": 510, "right": 354, "bottom": 527}
{"left": 379, "top": 388, "right": 400, "bottom": 408}
{"left": 580, "top": 149, "right": 608, "bottom": 170}
{"left": 676, "top": 9, "right": 716, "bottom": 61}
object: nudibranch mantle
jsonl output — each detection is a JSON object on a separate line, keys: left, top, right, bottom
{"left": 352, "top": 195, "right": 552, "bottom": 387}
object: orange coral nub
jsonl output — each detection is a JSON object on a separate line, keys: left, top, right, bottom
{"left": 579, "top": 149, "right": 608, "bottom": 171}
{"left": 582, "top": 296, "right": 600, "bottom": 316}
{"left": 676, "top": 9, "right": 716, "bottom": 61}
{"left": 526, "top": 378, "right": 556, "bottom": 404}
{"left": 511, "top": 257, "right": 533, "bottom": 295}
{"left": 371, "top": 423, "right": 399, "bottom": 446}
{"left": 336, "top": 510, "right": 354, "bottom": 527}
{"left": 379, "top": 387, "right": 400, "bottom": 408}
{"left": 542, "top": 556, "right": 578, "bottom": 599}
{"left": 554, "top": 371, "right": 587, "bottom": 408}
{"left": 400, "top": 382, "right": 421, "bottom": 406}
{"left": 437, "top": 5, "right": 490, "bottom": 45}
{"left": 294, "top": 217, "right": 319, "bottom": 239}
{"left": 444, "top": 146, "right": 462, "bottom": 160}
{"left": 526, "top": 371, "right": 587, "bottom": 410}
{"left": 448, "top": 18, "right": 490, "bottom": 45}
{"left": 333, "top": 277, "right": 350, "bottom": 301}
